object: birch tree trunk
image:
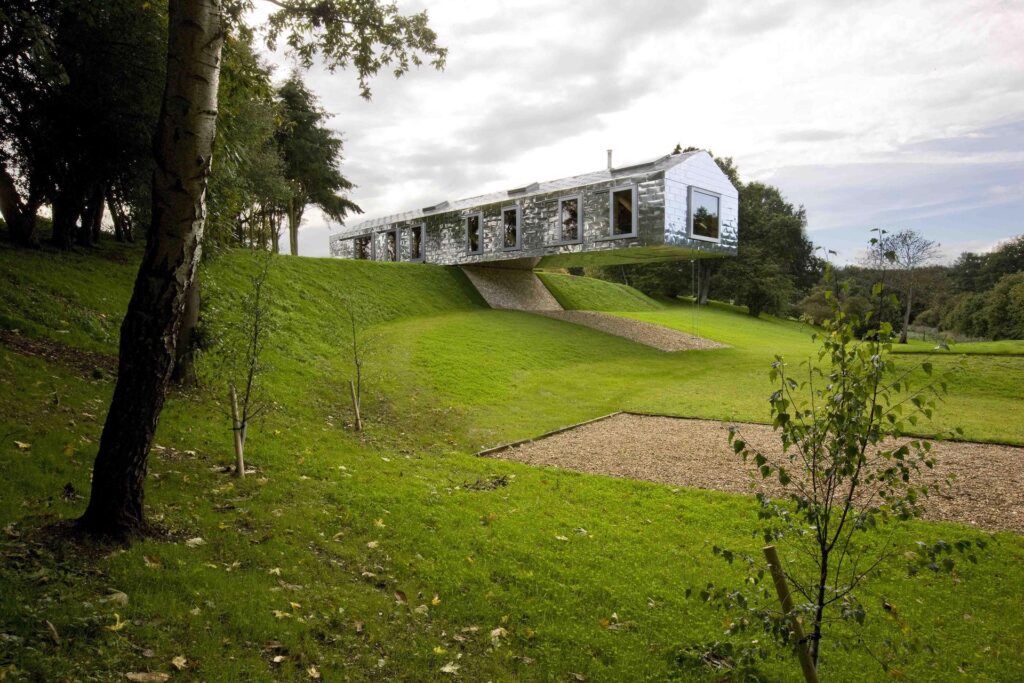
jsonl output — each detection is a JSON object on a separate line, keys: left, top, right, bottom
{"left": 78, "top": 0, "right": 224, "bottom": 537}
{"left": 229, "top": 383, "right": 245, "bottom": 478}
{"left": 172, "top": 278, "right": 201, "bottom": 386}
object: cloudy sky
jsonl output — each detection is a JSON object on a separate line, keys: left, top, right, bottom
{"left": 260, "top": 0, "right": 1024, "bottom": 263}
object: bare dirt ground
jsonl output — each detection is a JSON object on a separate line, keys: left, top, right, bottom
{"left": 487, "top": 413, "right": 1024, "bottom": 534}
{"left": 536, "top": 311, "right": 727, "bottom": 352}
{"left": 0, "top": 329, "right": 116, "bottom": 378}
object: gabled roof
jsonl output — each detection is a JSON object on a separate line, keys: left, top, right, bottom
{"left": 334, "top": 150, "right": 703, "bottom": 235}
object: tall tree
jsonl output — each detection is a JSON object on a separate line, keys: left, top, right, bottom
{"left": 205, "top": 28, "right": 291, "bottom": 252}
{"left": 0, "top": 0, "right": 63, "bottom": 246}
{"left": 77, "top": 0, "right": 226, "bottom": 535}
{"left": 276, "top": 73, "right": 361, "bottom": 256}
{"left": 866, "top": 229, "right": 941, "bottom": 344}
{"left": 78, "top": 0, "right": 445, "bottom": 538}
{"left": 1, "top": 0, "right": 165, "bottom": 249}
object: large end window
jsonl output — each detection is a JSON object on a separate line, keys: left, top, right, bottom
{"left": 354, "top": 235, "right": 371, "bottom": 259}
{"left": 689, "top": 188, "right": 720, "bottom": 241}
{"left": 558, "top": 196, "right": 580, "bottom": 242}
{"left": 610, "top": 187, "right": 636, "bottom": 236}
{"left": 466, "top": 213, "right": 483, "bottom": 253}
{"left": 502, "top": 206, "right": 520, "bottom": 249}
{"left": 410, "top": 224, "right": 424, "bottom": 260}
{"left": 383, "top": 230, "right": 397, "bottom": 261}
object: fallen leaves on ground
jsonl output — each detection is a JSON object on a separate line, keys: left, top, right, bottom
{"left": 170, "top": 656, "right": 187, "bottom": 671}
{"left": 106, "top": 613, "right": 128, "bottom": 632}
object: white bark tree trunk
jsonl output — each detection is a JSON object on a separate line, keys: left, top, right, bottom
{"left": 79, "top": 0, "right": 225, "bottom": 537}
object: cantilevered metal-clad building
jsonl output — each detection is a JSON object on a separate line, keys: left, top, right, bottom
{"left": 328, "top": 149, "right": 739, "bottom": 269}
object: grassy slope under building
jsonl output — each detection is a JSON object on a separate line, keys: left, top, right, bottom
{"left": 1, "top": 243, "right": 1023, "bottom": 681}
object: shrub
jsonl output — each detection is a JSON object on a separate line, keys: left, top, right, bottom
{"left": 940, "top": 292, "right": 989, "bottom": 338}
{"left": 982, "top": 272, "right": 1024, "bottom": 340}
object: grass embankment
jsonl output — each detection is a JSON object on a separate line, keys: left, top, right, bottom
{"left": 537, "top": 271, "right": 662, "bottom": 311}
{"left": 1, "top": 245, "right": 1022, "bottom": 681}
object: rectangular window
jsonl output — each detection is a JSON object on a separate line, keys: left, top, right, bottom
{"left": 610, "top": 186, "right": 636, "bottom": 236}
{"left": 689, "top": 188, "right": 720, "bottom": 241}
{"left": 354, "top": 235, "right": 371, "bottom": 260}
{"left": 558, "top": 196, "right": 580, "bottom": 242}
{"left": 465, "top": 213, "right": 483, "bottom": 253}
{"left": 409, "top": 224, "right": 424, "bottom": 260}
{"left": 502, "top": 206, "right": 520, "bottom": 249}
{"left": 383, "top": 230, "right": 397, "bottom": 261}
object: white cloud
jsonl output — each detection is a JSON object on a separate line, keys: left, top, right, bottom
{"left": 275, "top": 0, "right": 1024, "bottom": 257}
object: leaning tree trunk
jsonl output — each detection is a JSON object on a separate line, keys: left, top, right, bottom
{"left": 107, "top": 187, "right": 134, "bottom": 243}
{"left": 78, "top": 0, "right": 224, "bottom": 538}
{"left": 78, "top": 184, "right": 104, "bottom": 247}
{"left": 0, "top": 163, "right": 39, "bottom": 247}
{"left": 50, "top": 187, "right": 82, "bottom": 251}
{"left": 171, "top": 277, "right": 201, "bottom": 386}
{"left": 899, "top": 284, "right": 913, "bottom": 344}
{"left": 89, "top": 185, "right": 104, "bottom": 243}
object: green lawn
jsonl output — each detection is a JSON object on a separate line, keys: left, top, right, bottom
{"left": 1, "top": 245, "right": 1022, "bottom": 681}
{"left": 536, "top": 271, "right": 663, "bottom": 311}
{"left": 892, "top": 338, "right": 1024, "bottom": 356}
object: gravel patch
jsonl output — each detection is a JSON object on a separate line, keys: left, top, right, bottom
{"left": 461, "top": 266, "right": 563, "bottom": 311}
{"left": 536, "top": 311, "right": 726, "bottom": 352}
{"left": 488, "top": 413, "right": 1024, "bottom": 534}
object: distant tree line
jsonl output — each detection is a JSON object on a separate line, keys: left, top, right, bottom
{"left": 801, "top": 235, "right": 1024, "bottom": 341}
{"left": 0, "top": 1, "right": 360, "bottom": 255}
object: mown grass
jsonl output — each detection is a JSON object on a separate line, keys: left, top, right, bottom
{"left": 537, "top": 271, "right": 663, "bottom": 311}
{"left": 892, "top": 338, "right": 1024, "bottom": 356}
{"left": 1, "top": 246, "right": 1022, "bottom": 681}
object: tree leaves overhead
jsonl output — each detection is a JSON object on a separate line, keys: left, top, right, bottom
{"left": 257, "top": 0, "right": 447, "bottom": 99}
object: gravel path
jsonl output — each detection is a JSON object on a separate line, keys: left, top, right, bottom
{"left": 536, "top": 311, "right": 727, "bottom": 351}
{"left": 488, "top": 413, "right": 1024, "bottom": 534}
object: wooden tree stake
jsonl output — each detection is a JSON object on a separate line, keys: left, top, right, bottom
{"left": 764, "top": 545, "right": 819, "bottom": 683}
{"left": 349, "top": 379, "right": 362, "bottom": 432}
{"left": 229, "top": 383, "right": 245, "bottom": 478}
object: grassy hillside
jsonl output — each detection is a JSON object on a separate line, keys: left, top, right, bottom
{"left": 538, "top": 271, "right": 663, "bottom": 311}
{"left": 1, "top": 245, "right": 1023, "bottom": 681}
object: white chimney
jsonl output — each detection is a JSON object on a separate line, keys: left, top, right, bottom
{"left": 607, "top": 149, "right": 613, "bottom": 171}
